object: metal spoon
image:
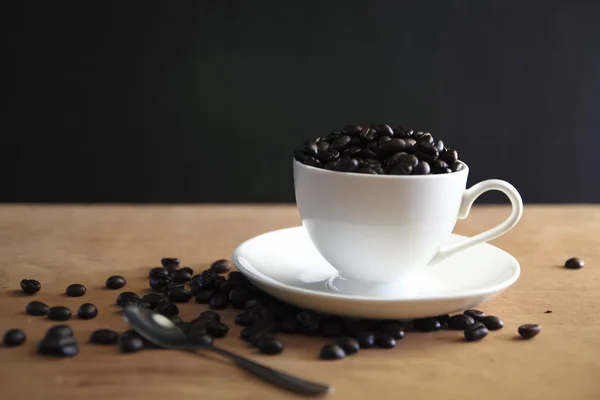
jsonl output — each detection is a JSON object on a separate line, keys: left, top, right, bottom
{"left": 123, "top": 305, "right": 332, "bottom": 397}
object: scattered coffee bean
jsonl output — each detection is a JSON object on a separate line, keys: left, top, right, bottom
{"left": 319, "top": 317, "right": 343, "bottom": 337}
{"left": 297, "top": 311, "right": 320, "bottom": 335}
{"left": 336, "top": 337, "right": 360, "bottom": 355}
{"left": 464, "top": 322, "right": 489, "bottom": 342}
{"left": 189, "top": 273, "right": 214, "bottom": 294}
{"left": 564, "top": 257, "right": 584, "bottom": 269}
{"left": 188, "top": 318, "right": 208, "bottom": 334}
{"left": 65, "top": 283, "right": 86, "bottom": 297}
{"left": 195, "top": 289, "right": 215, "bottom": 304}
{"left": 464, "top": 309, "right": 485, "bottom": 321}
{"left": 227, "top": 271, "right": 247, "bottom": 286}
{"left": 229, "top": 287, "right": 248, "bottom": 309}
{"left": 320, "top": 343, "right": 346, "bottom": 360}
{"left": 120, "top": 335, "right": 144, "bottom": 353}
{"left": 215, "top": 279, "right": 232, "bottom": 294}
{"left": 3, "top": 329, "right": 26, "bottom": 347}
{"left": 257, "top": 336, "right": 284, "bottom": 355}
{"left": 207, "top": 322, "right": 230, "bottom": 338}
{"left": 447, "top": 314, "right": 475, "bottom": 330}
{"left": 357, "top": 332, "right": 376, "bottom": 349}
{"left": 154, "top": 301, "right": 179, "bottom": 317}
{"left": 20, "top": 279, "right": 41, "bottom": 294}
{"left": 518, "top": 324, "right": 541, "bottom": 339}
{"left": 171, "top": 267, "right": 193, "bottom": 284}
{"left": 281, "top": 317, "right": 299, "bottom": 333}
{"left": 209, "top": 292, "right": 229, "bottom": 310}
{"left": 77, "top": 303, "right": 98, "bottom": 319}
{"left": 235, "top": 311, "right": 253, "bottom": 327}
{"left": 149, "top": 267, "right": 169, "bottom": 280}
{"left": 47, "top": 306, "right": 72, "bottom": 321}
{"left": 37, "top": 337, "right": 79, "bottom": 357}
{"left": 379, "top": 321, "right": 405, "bottom": 340}
{"left": 414, "top": 318, "right": 441, "bottom": 332}
{"left": 375, "top": 333, "right": 396, "bottom": 349}
{"left": 160, "top": 283, "right": 183, "bottom": 295}
{"left": 116, "top": 291, "right": 140, "bottom": 307}
{"left": 167, "top": 287, "right": 193, "bottom": 303}
{"left": 150, "top": 277, "right": 171, "bottom": 292}
{"left": 105, "top": 275, "right": 126, "bottom": 290}
{"left": 142, "top": 293, "right": 165, "bottom": 308}
{"left": 199, "top": 310, "right": 221, "bottom": 323}
{"left": 544, "top": 310, "right": 553, "bottom": 314}
{"left": 45, "top": 325, "right": 73, "bottom": 339}
{"left": 211, "top": 259, "right": 232, "bottom": 274}
{"left": 161, "top": 257, "right": 180, "bottom": 271}
{"left": 26, "top": 301, "right": 49, "bottom": 316}
{"left": 481, "top": 316, "right": 504, "bottom": 330}
{"left": 436, "top": 314, "right": 450, "bottom": 326}
{"left": 90, "top": 329, "right": 119, "bottom": 344}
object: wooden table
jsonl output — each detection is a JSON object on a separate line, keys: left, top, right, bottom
{"left": 0, "top": 205, "right": 598, "bottom": 400}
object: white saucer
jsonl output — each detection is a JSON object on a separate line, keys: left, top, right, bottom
{"left": 232, "top": 227, "right": 520, "bottom": 319}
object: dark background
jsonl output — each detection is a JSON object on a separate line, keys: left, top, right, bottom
{"left": 4, "top": 1, "right": 600, "bottom": 203}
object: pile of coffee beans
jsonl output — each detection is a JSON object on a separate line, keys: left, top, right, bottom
{"left": 293, "top": 124, "right": 463, "bottom": 175}
{"left": 4, "top": 257, "right": 543, "bottom": 359}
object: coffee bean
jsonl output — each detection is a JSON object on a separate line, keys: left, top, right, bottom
{"left": 90, "top": 329, "right": 119, "bottom": 344}
{"left": 149, "top": 267, "right": 169, "bottom": 280}
{"left": 320, "top": 343, "right": 345, "bottom": 360}
{"left": 319, "top": 148, "right": 341, "bottom": 163}
{"left": 45, "top": 325, "right": 73, "bottom": 339}
{"left": 161, "top": 257, "right": 180, "bottom": 269}
{"left": 195, "top": 289, "right": 215, "bottom": 304}
{"left": 65, "top": 283, "right": 86, "bottom": 297}
{"left": 234, "top": 311, "right": 253, "bottom": 327}
{"left": 544, "top": 310, "right": 553, "bottom": 314}
{"left": 120, "top": 335, "right": 144, "bottom": 353}
{"left": 441, "top": 148, "right": 458, "bottom": 164}
{"left": 357, "top": 332, "right": 376, "bottom": 349}
{"left": 518, "top": 324, "right": 541, "bottom": 339}
{"left": 434, "top": 139, "right": 444, "bottom": 152}
{"left": 207, "top": 322, "right": 230, "bottom": 338}
{"left": 378, "top": 138, "right": 408, "bottom": 157}
{"left": 436, "top": 314, "right": 450, "bottom": 326}
{"left": 154, "top": 301, "right": 179, "bottom": 317}
{"left": 227, "top": 271, "right": 247, "bottom": 286}
{"left": 142, "top": 293, "right": 165, "bottom": 308}
{"left": 357, "top": 167, "right": 378, "bottom": 174}
{"left": 47, "top": 306, "right": 72, "bottom": 321}
{"left": 199, "top": 310, "right": 221, "bottom": 323}
{"left": 297, "top": 311, "right": 320, "bottom": 335}
{"left": 412, "top": 161, "right": 431, "bottom": 175}
{"left": 319, "top": 317, "right": 343, "bottom": 337}
{"left": 38, "top": 337, "right": 79, "bottom": 357}
{"left": 171, "top": 268, "right": 193, "bottom": 284}
{"left": 336, "top": 337, "right": 360, "bottom": 355}
{"left": 481, "top": 316, "right": 504, "bottom": 330}
{"left": 342, "top": 125, "right": 363, "bottom": 136}
{"left": 389, "top": 163, "right": 412, "bottom": 175}
{"left": 414, "top": 318, "right": 441, "bottom": 332}
{"left": 257, "top": 336, "right": 284, "bottom": 355}
{"left": 398, "top": 153, "right": 419, "bottom": 168}
{"left": 188, "top": 318, "right": 208, "bottom": 333}
{"left": 167, "top": 287, "right": 193, "bottom": 303}
{"left": 116, "top": 291, "right": 140, "bottom": 307}
{"left": 26, "top": 301, "right": 49, "bottom": 316}
{"left": 375, "top": 333, "right": 396, "bottom": 348}
{"left": 77, "top": 303, "right": 98, "bottom": 320}
{"left": 281, "top": 317, "right": 299, "bottom": 333}
{"left": 417, "top": 133, "right": 434, "bottom": 145}
{"left": 565, "top": 257, "right": 584, "bottom": 269}
{"left": 3, "top": 329, "right": 26, "bottom": 347}
{"left": 229, "top": 287, "right": 249, "bottom": 309}
{"left": 404, "top": 138, "right": 417, "bottom": 147}
{"left": 209, "top": 292, "right": 229, "bottom": 310}
{"left": 414, "top": 143, "right": 439, "bottom": 163}
{"left": 464, "top": 309, "right": 484, "bottom": 321}
{"left": 337, "top": 157, "right": 359, "bottom": 172}
{"left": 452, "top": 161, "right": 465, "bottom": 172}
{"left": 210, "top": 259, "right": 232, "bottom": 274}
{"left": 149, "top": 277, "right": 171, "bottom": 292}
{"left": 215, "top": 279, "right": 232, "bottom": 294}
{"left": 379, "top": 321, "right": 405, "bottom": 340}
{"left": 188, "top": 332, "right": 213, "bottom": 346}
{"left": 303, "top": 141, "right": 319, "bottom": 157}
{"left": 105, "top": 275, "right": 126, "bottom": 290}
{"left": 160, "top": 283, "right": 184, "bottom": 295}
{"left": 330, "top": 135, "right": 351, "bottom": 150}
{"left": 464, "top": 322, "right": 488, "bottom": 342}
{"left": 447, "top": 314, "right": 475, "bottom": 330}
{"left": 303, "top": 156, "right": 322, "bottom": 168}
{"left": 241, "top": 326, "right": 273, "bottom": 344}
{"left": 20, "top": 279, "right": 41, "bottom": 294}
{"left": 375, "top": 124, "right": 394, "bottom": 137}
{"left": 432, "top": 159, "right": 450, "bottom": 174}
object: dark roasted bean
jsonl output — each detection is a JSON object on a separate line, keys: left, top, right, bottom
{"left": 378, "top": 139, "right": 408, "bottom": 157}
{"left": 303, "top": 141, "right": 319, "bottom": 157}
{"left": 154, "top": 302, "right": 179, "bottom": 317}
{"left": 320, "top": 343, "right": 345, "bottom": 360}
{"left": 211, "top": 259, "right": 232, "bottom": 274}
{"left": 20, "top": 279, "right": 41, "bottom": 294}
{"left": 149, "top": 277, "right": 171, "bottom": 292}
{"left": 356, "top": 167, "right": 379, "bottom": 174}
{"left": 215, "top": 279, "right": 232, "bottom": 294}
{"left": 357, "top": 332, "right": 376, "bottom": 348}
{"left": 565, "top": 257, "right": 584, "bottom": 269}
{"left": 160, "top": 283, "right": 184, "bottom": 295}
{"left": 342, "top": 125, "right": 362, "bottom": 136}
{"left": 518, "top": 324, "right": 541, "bottom": 339}
{"left": 199, "top": 310, "right": 221, "bottom": 323}
{"left": 45, "top": 325, "right": 73, "bottom": 339}
{"left": 105, "top": 275, "right": 126, "bottom": 290}
{"left": 318, "top": 148, "right": 341, "bottom": 162}
{"left": 227, "top": 271, "right": 247, "bottom": 286}
{"left": 359, "top": 127, "right": 376, "bottom": 141}
{"left": 190, "top": 274, "right": 214, "bottom": 293}
{"left": 336, "top": 337, "right": 360, "bottom": 355}
{"left": 432, "top": 159, "right": 450, "bottom": 174}
{"left": 234, "top": 311, "right": 253, "bottom": 327}
{"left": 464, "top": 322, "right": 488, "bottom": 342}
{"left": 281, "top": 317, "right": 299, "bottom": 333}
{"left": 389, "top": 163, "right": 412, "bottom": 175}
{"left": 375, "top": 333, "right": 396, "bottom": 348}
{"left": 434, "top": 139, "right": 445, "bottom": 152}
{"left": 161, "top": 257, "right": 180, "bottom": 269}
{"left": 417, "top": 133, "right": 434, "bottom": 145}
{"left": 303, "top": 156, "right": 322, "bottom": 168}
{"left": 414, "top": 143, "right": 439, "bottom": 163}
{"left": 142, "top": 293, "right": 165, "bottom": 308}
{"left": 229, "top": 287, "right": 249, "bottom": 309}
{"left": 297, "top": 311, "right": 320, "bottom": 335}
{"left": 38, "top": 337, "right": 78, "bottom": 357}
{"left": 464, "top": 309, "right": 485, "bottom": 321}
{"left": 319, "top": 317, "right": 343, "bottom": 337}
{"left": 171, "top": 268, "right": 193, "bottom": 284}
{"left": 331, "top": 135, "right": 352, "bottom": 150}
{"left": 195, "top": 289, "right": 215, "bottom": 304}
{"left": 337, "top": 157, "right": 359, "bottom": 172}
{"left": 257, "top": 336, "right": 284, "bottom": 355}
{"left": 376, "top": 124, "right": 394, "bottom": 136}
{"left": 167, "top": 287, "right": 193, "bottom": 303}
{"left": 316, "top": 140, "right": 330, "bottom": 152}
{"left": 120, "top": 335, "right": 144, "bottom": 353}
{"left": 481, "top": 316, "right": 504, "bottom": 330}
{"left": 77, "top": 303, "right": 98, "bottom": 320}
{"left": 447, "top": 314, "right": 475, "bottom": 330}
{"left": 379, "top": 321, "right": 405, "bottom": 340}
{"left": 90, "top": 329, "right": 119, "bottom": 344}
{"left": 47, "top": 306, "right": 71, "bottom": 321}
{"left": 414, "top": 318, "right": 441, "bottom": 332}
{"left": 441, "top": 148, "right": 458, "bottom": 164}
{"left": 3, "top": 329, "right": 26, "bottom": 346}
{"left": 116, "top": 291, "right": 140, "bottom": 307}
{"left": 452, "top": 161, "right": 465, "bottom": 172}
{"left": 412, "top": 161, "right": 431, "bottom": 175}
{"left": 149, "top": 267, "right": 169, "bottom": 280}
{"left": 436, "top": 314, "right": 450, "bottom": 326}
{"left": 26, "top": 301, "right": 49, "bottom": 316}
{"left": 209, "top": 292, "right": 229, "bottom": 310}
{"left": 207, "top": 322, "right": 230, "bottom": 338}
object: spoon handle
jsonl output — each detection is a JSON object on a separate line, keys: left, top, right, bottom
{"left": 188, "top": 345, "right": 332, "bottom": 397}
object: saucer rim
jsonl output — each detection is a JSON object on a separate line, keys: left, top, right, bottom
{"left": 232, "top": 226, "right": 521, "bottom": 302}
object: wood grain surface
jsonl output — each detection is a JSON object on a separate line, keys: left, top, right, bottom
{"left": 0, "top": 205, "right": 598, "bottom": 400}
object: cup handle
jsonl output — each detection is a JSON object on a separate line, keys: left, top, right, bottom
{"left": 429, "top": 179, "right": 523, "bottom": 265}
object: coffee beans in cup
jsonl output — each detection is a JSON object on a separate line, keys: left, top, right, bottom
{"left": 293, "top": 124, "right": 463, "bottom": 175}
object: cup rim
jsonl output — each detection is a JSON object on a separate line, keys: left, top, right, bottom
{"left": 293, "top": 158, "right": 469, "bottom": 179}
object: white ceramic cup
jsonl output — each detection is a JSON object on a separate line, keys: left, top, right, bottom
{"left": 293, "top": 159, "right": 523, "bottom": 285}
